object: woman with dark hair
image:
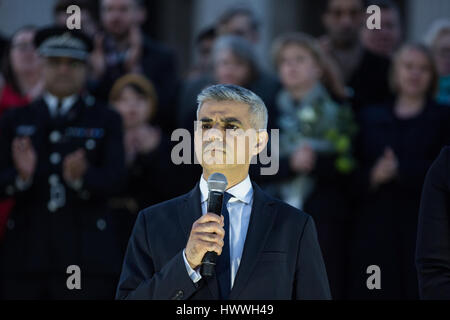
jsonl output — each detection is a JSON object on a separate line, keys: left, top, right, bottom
{"left": 108, "top": 74, "right": 179, "bottom": 253}
{"left": 0, "top": 26, "right": 43, "bottom": 117}
{"left": 348, "top": 44, "right": 450, "bottom": 299}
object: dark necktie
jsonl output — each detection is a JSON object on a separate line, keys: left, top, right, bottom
{"left": 216, "top": 192, "right": 232, "bottom": 300}
{"left": 56, "top": 100, "right": 62, "bottom": 117}
{"left": 53, "top": 99, "right": 63, "bottom": 125}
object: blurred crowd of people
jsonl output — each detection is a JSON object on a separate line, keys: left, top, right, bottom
{"left": 0, "top": 0, "right": 449, "bottom": 299}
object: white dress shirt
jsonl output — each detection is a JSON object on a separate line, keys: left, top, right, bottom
{"left": 43, "top": 92, "right": 78, "bottom": 118}
{"left": 183, "top": 175, "right": 253, "bottom": 288}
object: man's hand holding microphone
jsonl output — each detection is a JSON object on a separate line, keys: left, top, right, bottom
{"left": 185, "top": 173, "right": 228, "bottom": 276}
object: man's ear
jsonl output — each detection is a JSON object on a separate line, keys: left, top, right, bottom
{"left": 252, "top": 130, "right": 269, "bottom": 156}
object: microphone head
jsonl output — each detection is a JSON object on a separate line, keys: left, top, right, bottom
{"left": 207, "top": 172, "right": 228, "bottom": 193}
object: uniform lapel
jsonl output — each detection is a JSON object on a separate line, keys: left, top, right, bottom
{"left": 178, "top": 183, "right": 220, "bottom": 299}
{"left": 228, "top": 182, "right": 277, "bottom": 300}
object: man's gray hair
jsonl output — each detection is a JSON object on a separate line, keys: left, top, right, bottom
{"left": 424, "top": 19, "right": 450, "bottom": 48}
{"left": 196, "top": 84, "right": 268, "bottom": 130}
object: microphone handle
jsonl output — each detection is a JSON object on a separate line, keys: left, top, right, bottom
{"left": 200, "top": 190, "right": 224, "bottom": 277}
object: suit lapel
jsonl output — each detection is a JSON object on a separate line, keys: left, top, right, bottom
{"left": 229, "top": 182, "right": 277, "bottom": 299}
{"left": 178, "top": 183, "right": 202, "bottom": 239}
{"left": 178, "top": 183, "right": 220, "bottom": 299}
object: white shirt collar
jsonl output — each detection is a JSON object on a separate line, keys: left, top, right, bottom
{"left": 199, "top": 174, "right": 253, "bottom": 205}
{"left": 43, "top": 92, "right": 78, "bottom": 117}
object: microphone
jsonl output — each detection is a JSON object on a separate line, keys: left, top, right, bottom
{"left": 200, "top": 172, "right": 228, "bottom": 277}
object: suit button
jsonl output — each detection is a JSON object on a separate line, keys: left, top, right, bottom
{"left": 50, "top": 152, "right": 61, "bottom": 165}
{"left": 85, "top": 139, "right": 96, "bottom": 150}
{"left": 175, "top": 290, "right": 184, "bottom": 299}
{"left": 48, "top": 200, "right": 58, "bottom": 212}
{"left": 96, "top": 218, "right": 106, "bottom": 231}
{"left": 49, "top": 131, "right": 62, "bottom": 143}
{"left": 6, "top": 218, "right": 15, "bottom": 230}
{"left": 48, "top": 174, "right": 59, "bottom": 185}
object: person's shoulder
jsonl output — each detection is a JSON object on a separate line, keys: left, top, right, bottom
{"left": 256, "top": 186, "right": 311, "bottom": 227}
{"left": 142, "top": 35, "right": 175, "bottom": 59}
{"left": 82, "top": 95, "right": 122, "bottom": 122}
{"left": 2, "top": 98, "right": 41, "bottom": 119}
{"left": 437, "top": 145, "right": 450, "bottom": 162}
{"left": 427, "top": 99, "right": 450, "bottom": 112}
{"left": 271, "top": 197, "right": 311, "bottom": 224}
{"left": 362, "top": 49, "right": 391, "bottom": 67}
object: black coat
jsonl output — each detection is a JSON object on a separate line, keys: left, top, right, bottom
{"left": 116, "top": 182, "right": 331, "bottom": 300}
{"left": 416, "top": 146, "right": 450, "bottom": 299}
{"left": 348, "top": 100, "right": 450, "bottom": 299}
{"left": 0, "top": 96, "right": 126, "bottom": 276}
{"left": 348, "top": 49, "right": 393, "bottom": 111}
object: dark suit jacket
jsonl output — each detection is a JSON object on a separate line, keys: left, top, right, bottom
{"left": 416, "top": 146, "right": 450, "bottom": 299}
{"left": 116, "top": 181, "right": 331, "bottom": 300}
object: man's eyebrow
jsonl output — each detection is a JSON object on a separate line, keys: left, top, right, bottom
{"left": 199, "top": 117, "right": 243, "bottom": 125}
{"left": 223, "top": 117, "right": 243, "bottom": 125}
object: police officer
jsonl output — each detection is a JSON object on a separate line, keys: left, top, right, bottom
{"left": 0, "top": 26, "right": 126, "bottom": 299}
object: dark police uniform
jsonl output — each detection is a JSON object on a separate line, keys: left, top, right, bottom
{"left": 0, "top": 27, "right": 126, "bottom": 299}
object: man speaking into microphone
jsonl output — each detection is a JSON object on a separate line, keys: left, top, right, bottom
{"left": 116, "top": 84, "right": 331, "bottom": 300}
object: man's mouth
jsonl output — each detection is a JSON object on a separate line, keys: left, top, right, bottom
{"left": 204, "top": 145, "right": 225, "bottom": 153}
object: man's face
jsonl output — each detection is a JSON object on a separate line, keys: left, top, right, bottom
{"left": 323, "top": 0, "right": 364, "bottom": 47}
{"left": 361, "top": 8, "right": 401, "bottom": 57}
{"left": 101, "top": 0, "right": 137, "bottom": 38}
{"left": 43, "top": 57, "right": 86, "bottom": 98}
{"left": 218, "top": 14, "right": 258, "bottom": 43}
{"left": 194, "top": 100, "right": 267, "bottom": 172}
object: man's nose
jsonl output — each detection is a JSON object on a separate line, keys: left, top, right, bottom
{"left": 56, "top": 63, "right": 71, "bottom": 73}
{"left": 204, "top": 126, "right": 224, "bottom": 142}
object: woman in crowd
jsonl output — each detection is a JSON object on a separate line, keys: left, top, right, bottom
{"left": 425, "top": 19, "right": 450, "bottom": 105}
{"left": 0, "top": 26, "right": 43, "bottom": 241}
{"left": 348, "top": 44, "right": 450, "bottom": 299}
{"left": 108, "top": 74, "right": 178, "bottom": 252}
{"left": 0, "top": 26, "right": 43, "bottom": 116}
{"left": 263, "top": 32, "right": 356, "bottom": 299}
